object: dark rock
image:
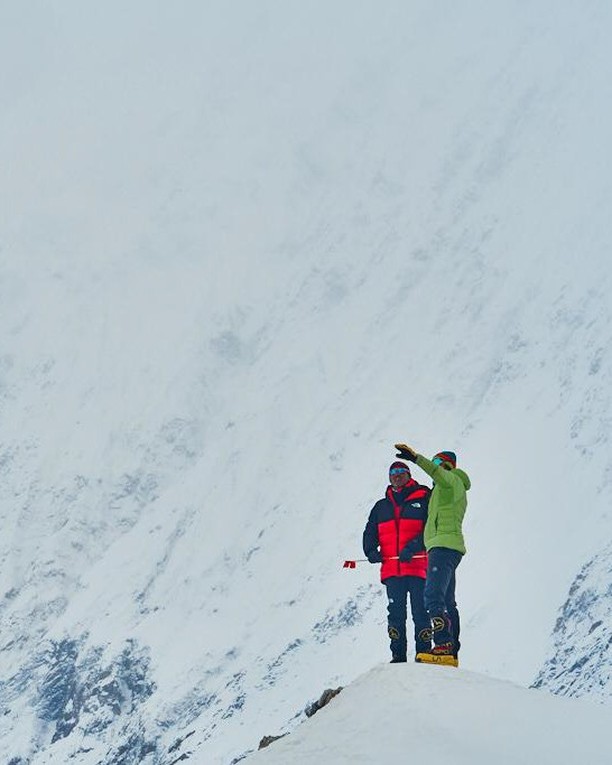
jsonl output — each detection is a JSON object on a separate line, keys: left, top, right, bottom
{"left": 258, "top": 734, "right": 288, "bottom": 749}
{"left": 305, "top": 687, "right": 342, "bottom": 717}
{"left": 168, "top": 729, "right": 196, "bottom": 753}
{"left": 256, "top": 686, "right": 343, "bottom": 753}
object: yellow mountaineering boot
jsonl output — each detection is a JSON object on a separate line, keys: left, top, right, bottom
{"left": 415, "top": 642, "right": 459, "bottom": 668}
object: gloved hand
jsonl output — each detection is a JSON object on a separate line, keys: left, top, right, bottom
{"left": 399, "top": 537, "right": 423, "bottom": 563}
{"left": 395, "top": 442, "right": 417, "bottom": 462}
{"left": 367, "top": 549, "right": 382, "bottom": 564}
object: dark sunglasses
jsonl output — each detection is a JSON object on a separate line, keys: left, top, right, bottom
{"left": 390, "top": 468, "right": 409, "bottom": 475}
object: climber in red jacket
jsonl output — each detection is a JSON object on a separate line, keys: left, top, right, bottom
{"left": 362, "top": 461, "right": 431, "bottom": 662}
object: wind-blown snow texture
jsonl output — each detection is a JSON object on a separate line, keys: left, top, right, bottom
{"left": 250, "top": 664, "right": 612, "bottom": 765}
{"left": 1, "top": 1, "right": 612, "bottom": 763}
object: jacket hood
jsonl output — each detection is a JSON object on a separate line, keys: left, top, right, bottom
{"left": 454, "top": 468, "right": 471, "bottom": 490}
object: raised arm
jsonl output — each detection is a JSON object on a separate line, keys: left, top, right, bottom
{"left": 394, "top": 442, "right": 456, "bottom": 488}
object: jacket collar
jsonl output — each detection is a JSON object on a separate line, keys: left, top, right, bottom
{"left": 386, "top": 479, "right": 419, "bottom": 501}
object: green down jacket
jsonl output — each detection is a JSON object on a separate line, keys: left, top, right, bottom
{"left": 416, "top": 454, "right": 470, "bottom": 554}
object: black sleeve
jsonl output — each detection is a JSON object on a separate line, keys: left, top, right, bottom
{"left": 362, "top": 506, "right": 380, "bottom": 557}
{"left": 402, "top": 533, "right": 425, "bottom": 555}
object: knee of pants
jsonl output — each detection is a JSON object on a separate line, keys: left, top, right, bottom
{"left": 387, "top": 600, "right": 408, "bottom": 623}
{"left": 423, "top": 582, "right": 444, "bottom": 609}
{"left": 424, "top": 594, "right": 445, "bottom": 615}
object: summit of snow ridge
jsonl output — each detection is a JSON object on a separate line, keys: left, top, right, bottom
{"left": 245, "top": 663, "right": 612, "bottom": 765}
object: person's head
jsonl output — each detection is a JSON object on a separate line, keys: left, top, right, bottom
{"left": 432, "top": 450, "right": 457, "bottom": 470}
{"left": 389, "top": 460, "right": 411, "bottom": 490}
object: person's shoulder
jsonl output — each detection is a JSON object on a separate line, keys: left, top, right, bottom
{"left": 453, "top": 468, "right": 471, "bottom": 490}
{"left": 403, "top": 483, "right": 429, "bottom": 501}
{"left": 373, "top": 494, "right": 390, "bottom": 508}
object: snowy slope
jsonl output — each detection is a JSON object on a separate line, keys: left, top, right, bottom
{"left": 2, "top": 2, "right": 612, "bottom": 763}
{"left": 247, "top": 663, "right": 612, "bottom": 765}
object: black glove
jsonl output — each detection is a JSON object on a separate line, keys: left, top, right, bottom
{"left": 394, "top": 442, "right": 417, "bottom": 462}
{"left": 399, "top": 537, "right": 423, "bottom": 563}
{"left": 366, "top": 549, "right": 382, "bottom": 564}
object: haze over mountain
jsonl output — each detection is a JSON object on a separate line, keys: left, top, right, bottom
{"left": 1, "top": 2, "right": 612, "bottom": 763}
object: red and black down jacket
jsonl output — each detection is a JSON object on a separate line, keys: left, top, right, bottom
{"left": 362, "top": 480, "right": 430, "bottom": 582}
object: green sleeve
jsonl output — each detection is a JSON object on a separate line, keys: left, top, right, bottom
{"left": 416, "top": 454, "right": 455, "bottom": 488}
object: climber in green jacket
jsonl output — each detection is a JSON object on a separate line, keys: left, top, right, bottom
{"left": 394, "top": 443, "right": 471, "bottom": 666}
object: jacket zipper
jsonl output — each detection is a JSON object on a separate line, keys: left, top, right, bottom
{"left": 391, "top": 495, "right": 401, "bottom": 576}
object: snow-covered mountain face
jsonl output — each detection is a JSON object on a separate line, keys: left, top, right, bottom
{"left": 2, "top": 2, "right": 612, "bottom": 763}
{"left": 533, "top": 542, "right": 612, "bottom": 701}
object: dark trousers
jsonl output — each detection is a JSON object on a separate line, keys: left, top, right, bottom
{"left": 384, "top": 576, "right": 431, "bottom": 659}
{"left": 423, "top": 547, "right": 463, "bottom": 654}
